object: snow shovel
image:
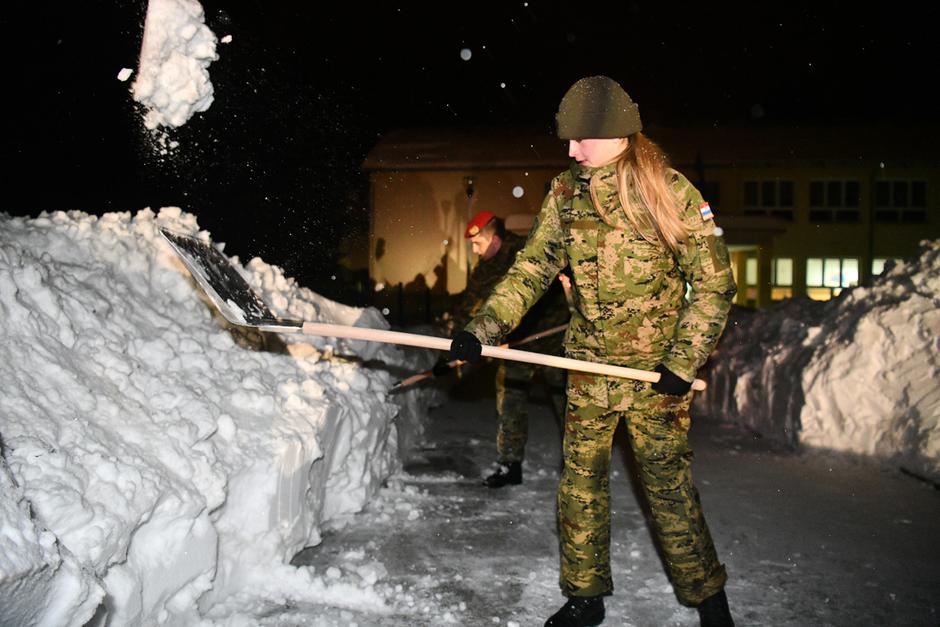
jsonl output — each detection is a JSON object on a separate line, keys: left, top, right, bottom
{"left": 160, "top": 228, "right": 707, "bottom": 391}
{"left": 390, "top": 323, "right": 570, "bottom": 391}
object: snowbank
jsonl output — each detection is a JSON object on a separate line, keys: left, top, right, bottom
{"left": 695, "top": 240, "right": 940, "bottom": 482}
{"left": 0, "top": 208, "right": 439, "bottom": 624}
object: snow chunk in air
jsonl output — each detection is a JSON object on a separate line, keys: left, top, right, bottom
{"left": 132, "top": 0, "right": 219, "bottom": 130}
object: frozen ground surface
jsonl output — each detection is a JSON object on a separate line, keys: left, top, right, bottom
{"left": 284, "top": 367, "right": 940, "bottom": 627}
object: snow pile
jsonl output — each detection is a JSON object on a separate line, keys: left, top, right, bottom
{"left": 0, "top": 454, "right": 104, "bottom": 626}
{"left": 132, "top": 0, "right": 218, "bottom": 130}
{"left": 694, "top": 298, "right": 826, "bottom": 444}
{"left": 696, "top": 239, "right": 940, "bottom": 482}
{"left": 0, "top": 208, "right": 439, "bottom": 624}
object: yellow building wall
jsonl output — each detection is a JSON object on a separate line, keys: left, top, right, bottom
{"left": 693, "top": 162, "right": 939, "bottom": 305}
{"left": 370, "top": 160, "right": 937, "bottom": 305}
{"left": 370, "top": 167, "right": 560, "bottom": 294}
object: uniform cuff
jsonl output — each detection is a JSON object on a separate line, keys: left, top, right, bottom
{"left": 660, "top": 358, "right": 695, "bottom": 383}
{"left": 465, "top": 315, "right": 502, "bottom": 346}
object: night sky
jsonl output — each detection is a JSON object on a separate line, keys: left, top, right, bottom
{"left": 2, "top": 1, "right": 933, "bottom": 292}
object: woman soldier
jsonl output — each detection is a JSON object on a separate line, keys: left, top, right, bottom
{"left": 448, "top": 76, "right": 737, "bottom": 627}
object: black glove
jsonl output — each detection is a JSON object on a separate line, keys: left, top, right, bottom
{"left": 652, "top": 364, "right": 692, "bottom": 396}
{"left": 448, "top": 330, "right": 482, "bottom": 363}
{"left": 432, "top": 357, "right": 452, "bottom": 377}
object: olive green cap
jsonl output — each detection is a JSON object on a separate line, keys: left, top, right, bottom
{"left": 556, "top": 76, "right": 642, "bottom": 139}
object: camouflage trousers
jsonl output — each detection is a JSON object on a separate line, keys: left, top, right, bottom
{"left": 558, "top": 373, "right": 727, "bottom": 606}
{"left": 495, "top": 361, "right": 566, "bottom": 463}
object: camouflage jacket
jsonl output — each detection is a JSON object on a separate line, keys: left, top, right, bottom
{"left": 465, "top": 163, "right": 736, "bottom": 381}
{"left": 453, "top": 231, "right": 569, "bottom": 355}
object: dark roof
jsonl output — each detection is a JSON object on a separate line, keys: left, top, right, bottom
{"left": 363, "top": 124, "right": 940, "bottom": 171}
{"left": 362, "top": 127, "right": 568, "bottom": 171}
{"left": 652, "top": 123, "right": 940, "bottom": 167}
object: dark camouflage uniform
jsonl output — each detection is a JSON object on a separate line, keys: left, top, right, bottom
{"left": 465, "top": 163, "right": 736, "bottom": 605}
{"left": 453, "top": 231, "right": 570, "bottom": 463}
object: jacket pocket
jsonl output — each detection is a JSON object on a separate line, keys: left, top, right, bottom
{"left": 598, "top": 231, "right": 670, "bottom": 301}
{"left": 564, "top": 222, "right": 598, "bottom": 305}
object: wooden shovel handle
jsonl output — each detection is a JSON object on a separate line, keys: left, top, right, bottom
{"left": 298, "top": 323, "right": 706, "bottom": 391}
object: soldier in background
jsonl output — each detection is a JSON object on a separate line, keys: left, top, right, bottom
{"left": 448, "top": 77, "right": 738, "bottom": 626}
{"left": 444, "top": 210, "right": 570, "bottom": 488}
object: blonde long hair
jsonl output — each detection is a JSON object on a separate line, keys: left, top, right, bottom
{"left": 591, "top": 132, "right": 688, "bottom": 255}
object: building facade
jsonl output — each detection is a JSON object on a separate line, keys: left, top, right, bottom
{"left": 363, "top": 124, "right": 939, "bottom": 309}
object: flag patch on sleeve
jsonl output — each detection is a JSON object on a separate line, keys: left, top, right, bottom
{"left": 699, "top": 202, "right": 714, "bottom": 221}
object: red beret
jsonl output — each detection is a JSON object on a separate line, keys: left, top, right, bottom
{"left": 464, "top": 211, "right": 495, "bottom": 238}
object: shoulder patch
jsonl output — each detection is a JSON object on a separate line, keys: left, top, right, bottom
{"left": 699, "top": 202, "right": 714, "bottom": 221}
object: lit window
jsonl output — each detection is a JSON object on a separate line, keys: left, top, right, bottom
{"left": 771, "top": 258, "right": 793, "bottom": 286}
{"left": 745, "top": 258, "right": 758, "bottom": 286}
{"left": 806, "top": 257, "right": 859, "bottom": 300}
{"left": 806, "top": 258, "right": 824, "bottom": 286}
{"left": 770, "top": 257, "right": 793, "bottom": 301}
{"left": 823, "top": 258, "right": 841, "bottom": 287}
{"left": 807, "top": 287, "right": 834, "bottom": 301}
{"left": 872, "top": 258, "right": 901, "bottom": 276}
{"left": 841, "top": 259, "right": 859, "bottom": 288}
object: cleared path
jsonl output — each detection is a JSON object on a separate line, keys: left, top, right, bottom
{"left": 294, "top": 367, "right": 940, "bottom": 626}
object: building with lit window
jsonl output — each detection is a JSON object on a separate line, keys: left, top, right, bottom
{"left": 363, "top": 124, "right": 939, "bottom": 309}
{"left": 660, "top": 124, "right": 939, "bottom": 306}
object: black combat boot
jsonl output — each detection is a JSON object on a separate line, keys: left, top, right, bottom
{"left": 483, "top": 461, "right": 522, "bottom": 487}
{"left": 697, "top": 588, "right": 734, "bottom": 627}
{"left": 544, "top": 595, "right": 605, "bottom": 626}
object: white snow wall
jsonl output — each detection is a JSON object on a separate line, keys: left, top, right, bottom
{"left": 694, "top": 239, "right": 940, "bottom": 483}
{"left": 0, "top": 208, "right": 439, "bottom": 625}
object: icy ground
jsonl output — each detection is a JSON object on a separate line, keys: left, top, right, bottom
{"left": 275, "top": 366, "right": 939, "bottom": 627}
